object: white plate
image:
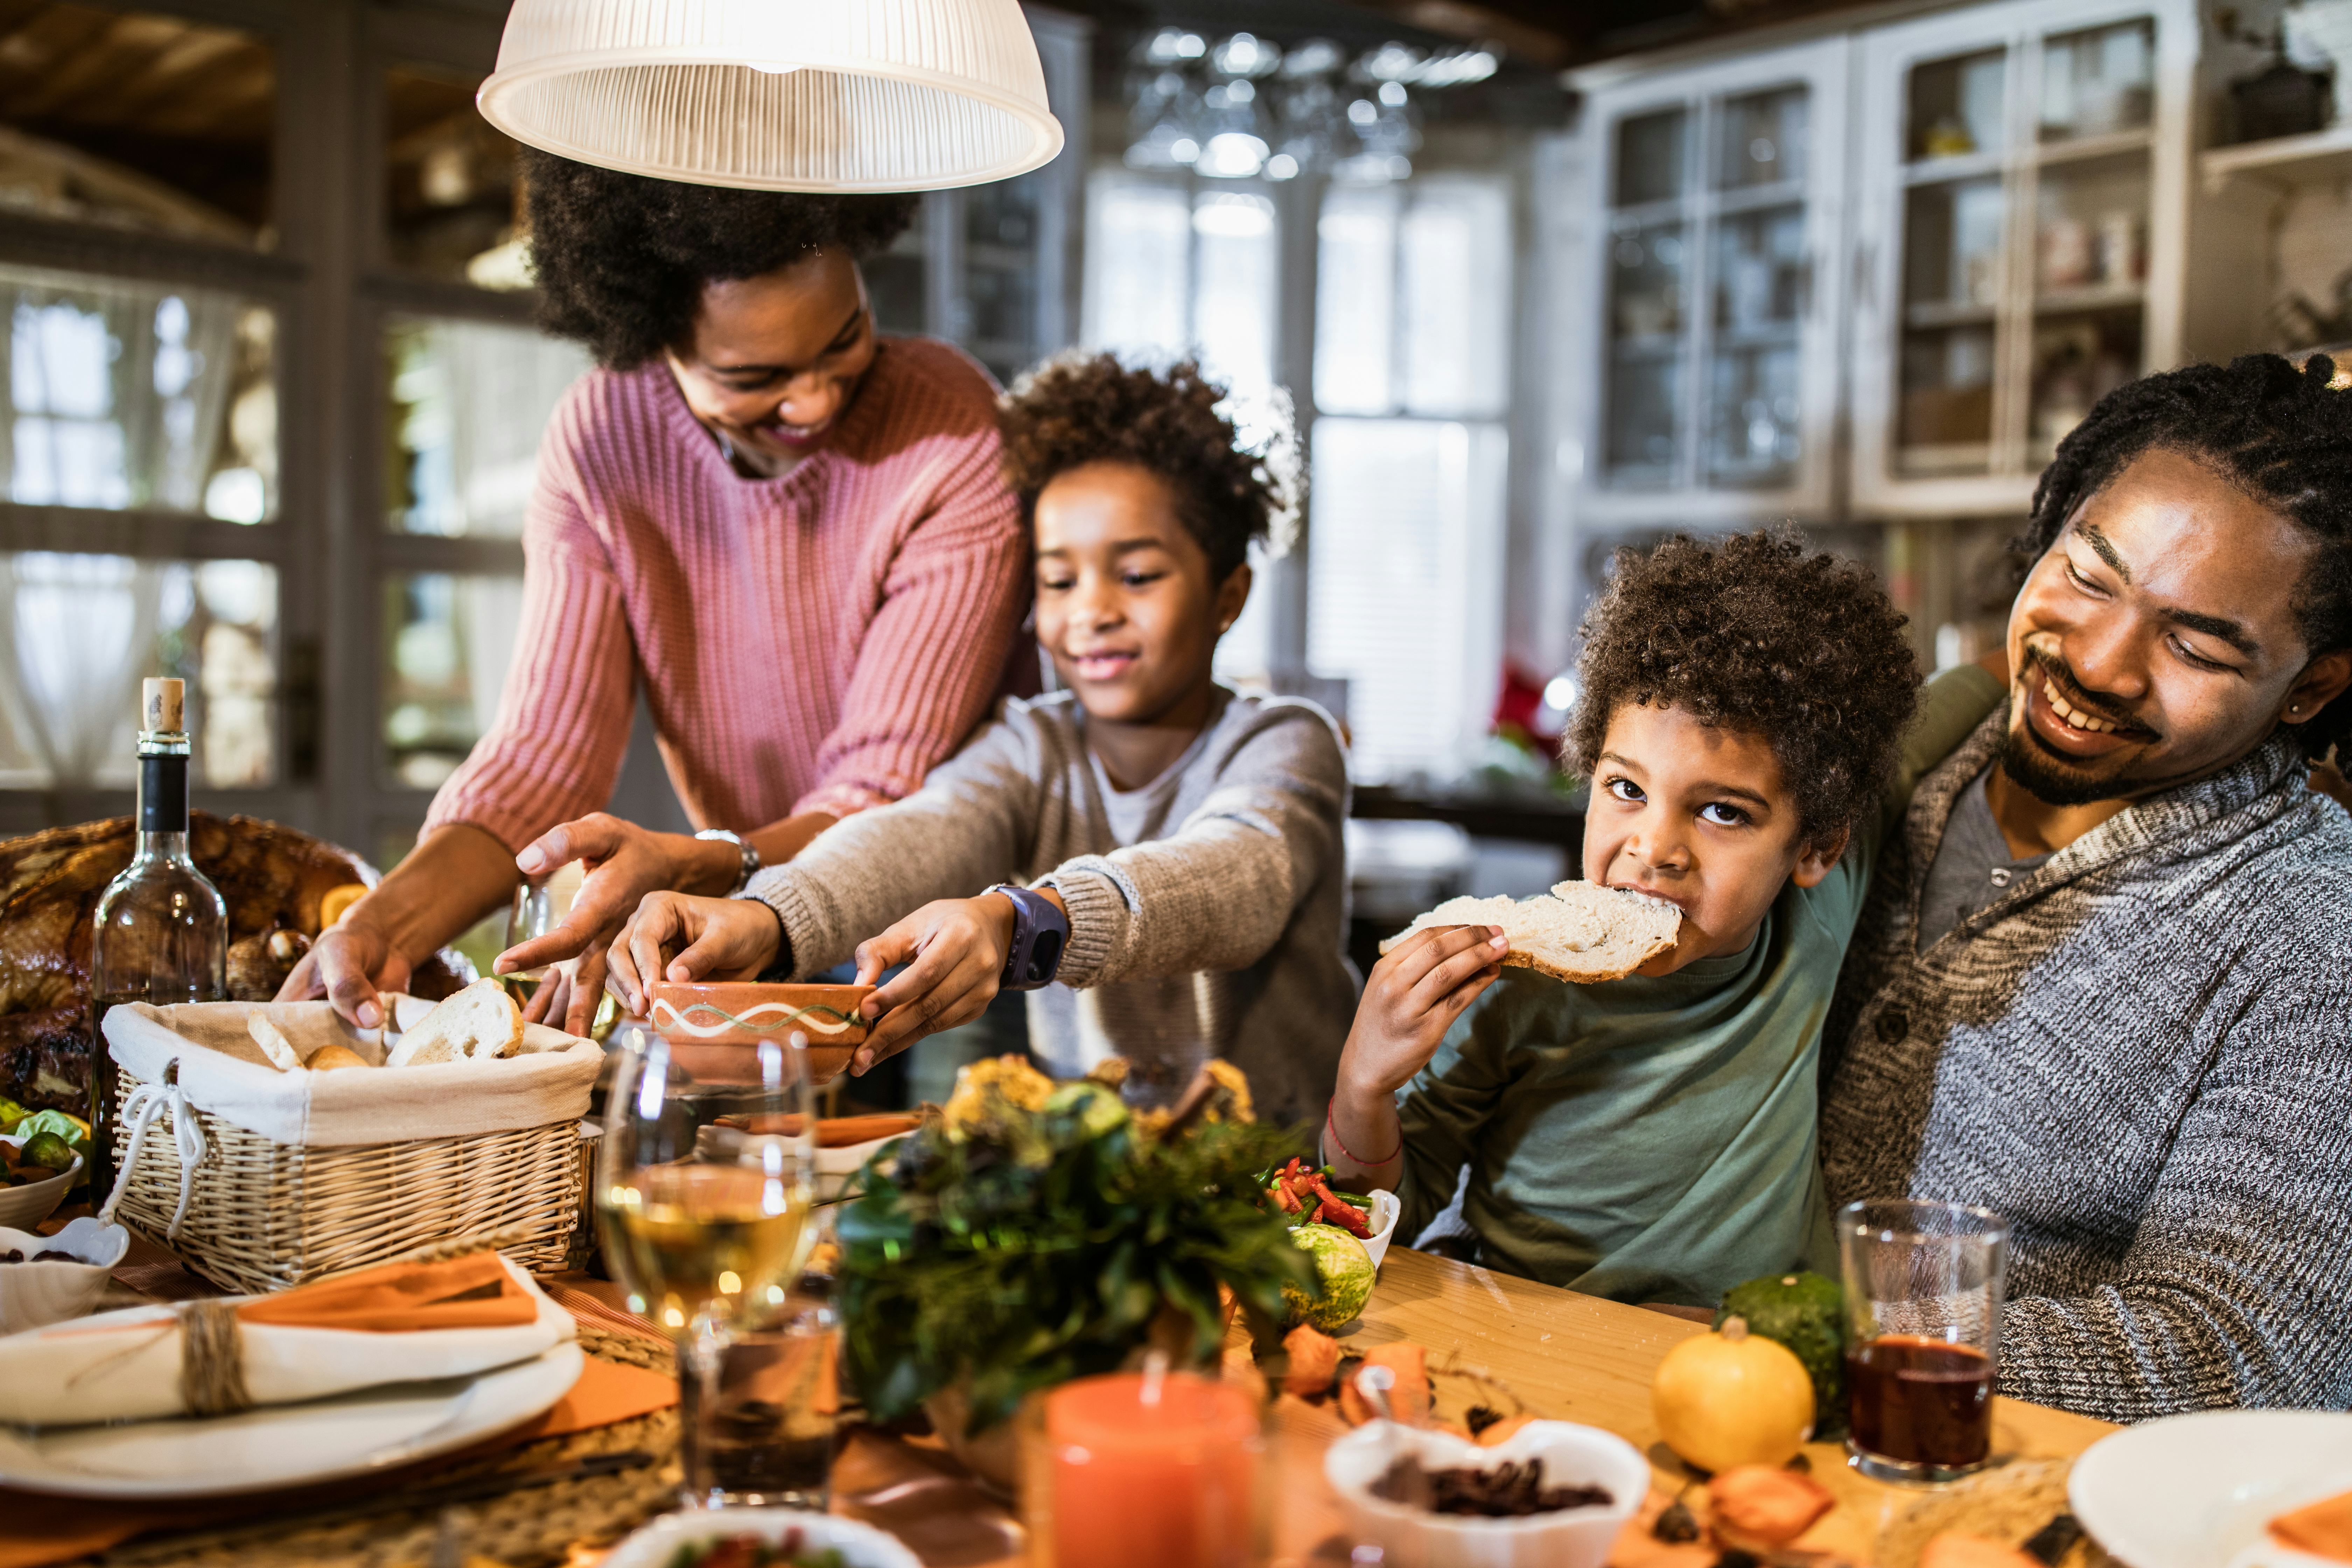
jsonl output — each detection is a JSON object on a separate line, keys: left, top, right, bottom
{"left": 2070, "top": 1410, "right": 2352, "bottom": 1568}
{"left": 602, "top": 1507, "right": 921, "bottom": 1568}
{"left": 0, "top": 1340, "right": 583, "bottom": 1498}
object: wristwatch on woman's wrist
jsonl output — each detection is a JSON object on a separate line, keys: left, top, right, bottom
{"left": 985, "top": 884, "right": 1070, "bottom": 991}
{"left": 695, "top": 828, "right": 760, "bottom": 895}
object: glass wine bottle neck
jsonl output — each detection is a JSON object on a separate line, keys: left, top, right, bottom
{"left": 134, "top": 728, "right": 193, "bottom": 865}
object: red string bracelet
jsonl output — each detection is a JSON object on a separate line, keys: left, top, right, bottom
{"left": 1326, "top": 1099, "right": 1401, "bottom": 1167}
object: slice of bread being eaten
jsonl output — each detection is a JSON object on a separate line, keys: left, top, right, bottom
{"left": 1378, "top": 880, "right": 1682, "bottom": 983}
{"left": 384, "top": 978, "right": 524, "bottom": 1068}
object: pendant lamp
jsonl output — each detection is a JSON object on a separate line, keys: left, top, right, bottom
{"left": 479, "top": 0, "right": 1065, "bottom": 192}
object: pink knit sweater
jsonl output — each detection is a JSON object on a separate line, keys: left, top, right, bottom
{"left": 422, "top": 337, "right": 1029, "bottom": 853}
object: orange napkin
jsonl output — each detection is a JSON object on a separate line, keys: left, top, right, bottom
{"left": 2273, "top": 1490, "right": 2352, "bottom": 1563}
{"left": 237, "top": 1252, "right": 541, "bottom": 1332}
{"left": 0, "top": 1322, "right": 676, "bottom": 1568}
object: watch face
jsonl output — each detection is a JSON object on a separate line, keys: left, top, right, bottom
{"left": 1027, "top": 928, "right": 1064, "bottom": 985}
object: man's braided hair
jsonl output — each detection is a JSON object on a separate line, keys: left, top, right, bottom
{"left": 2022, "top": 352, "right": 2352, "bottom": 761}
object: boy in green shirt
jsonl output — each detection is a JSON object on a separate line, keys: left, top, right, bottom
{"left": 1325, "top": 530, "right": 2003, "bottom": 1306}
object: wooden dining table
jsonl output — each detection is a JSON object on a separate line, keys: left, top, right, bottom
{"left": 52, "top": 1230, "right": 2118, "bottom": 1567}
{"left": 815, "top": 1243, "right": 2119, "bottom": 1568}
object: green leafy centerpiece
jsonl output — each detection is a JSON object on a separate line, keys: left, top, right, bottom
{"left": 837, "top": 1057, "right": 1316, "bottom": 1441}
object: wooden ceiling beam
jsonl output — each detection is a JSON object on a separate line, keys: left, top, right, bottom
{"left": 1339, "top": 0, "right": 1575, "bottom": 68}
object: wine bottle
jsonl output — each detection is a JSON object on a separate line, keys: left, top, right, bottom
{"left": 89, "top": 678, "right": 227, "bottom": 1200}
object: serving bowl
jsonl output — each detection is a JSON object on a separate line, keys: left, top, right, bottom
{"left": 600, "top": 1507, "right": 919, "bottom": 1568}
{"left": 0, "top": 1136, "right": 83, "bottom": 1231}
{"left": 0, "top": 1216, "right": 129, "bottom": 1333}
{"left": 645, "top": 981, "right": 875, "bottom": 1084}
{"left": 1324, "top": 1418, "right": 1647, "bottom": 1568}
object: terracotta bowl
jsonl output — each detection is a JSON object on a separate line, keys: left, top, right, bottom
{"left": 644, "top": 981, "right": 874, "bottom": 1085}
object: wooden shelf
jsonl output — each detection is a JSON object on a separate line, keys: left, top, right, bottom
{"left": 2034, "top": 281, "right": 2144, "bottom": 315}
{"left": 2035, "top": 126, "right": 2155, "bottom": 168}
{"left": 2200, "top": 123, "right": 2352, "bottom": 196}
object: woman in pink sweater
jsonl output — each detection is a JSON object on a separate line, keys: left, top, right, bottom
{"left": 287, "top": 152, "right": 1029, "bottom": 1034}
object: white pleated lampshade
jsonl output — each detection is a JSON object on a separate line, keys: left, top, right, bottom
{"left": 479, "top": 0, "right": 1065, "bottom": 193}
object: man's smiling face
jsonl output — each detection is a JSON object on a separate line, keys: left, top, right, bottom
{"left": 2002, "top": 446, "right": 2348, "bottom": 805}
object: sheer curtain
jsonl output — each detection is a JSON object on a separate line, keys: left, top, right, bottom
{"left": 0, "top": 552, "right": 170, "bottom": 787}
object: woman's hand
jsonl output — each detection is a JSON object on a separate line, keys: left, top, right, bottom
{"left": 495, "top": 813, "right": 741, "bottom": 1034}
{"left": 1338, "top": 925, "right": 1507, "bottom": 1099}
{"left": 607, "top": 891, "right": 785, "bottom": 1011}
{"left": 276, "top": 908, "right": 413, "bottom": 1029}
{"left": 844, "top": 892, "right": 1054, "bottom": 1076}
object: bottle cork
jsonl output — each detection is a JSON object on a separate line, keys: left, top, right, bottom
{"left": 142, "top": 677, "right": 186, "bottom": 735}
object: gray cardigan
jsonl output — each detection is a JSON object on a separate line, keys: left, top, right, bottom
{"left": 1822, "top": 713, "right": 2352, "bottom": 1420}
{"left": 742, "top": 687, "right": 1356, "bottom": 1124}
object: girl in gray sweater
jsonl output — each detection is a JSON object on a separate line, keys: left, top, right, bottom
{"left": 607, "top": 356, "right": 1354, "bottom": 1124}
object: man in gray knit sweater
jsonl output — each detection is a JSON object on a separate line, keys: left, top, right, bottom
{"left": 1823, "top": 355, "right": 2352, "bottom": 1421}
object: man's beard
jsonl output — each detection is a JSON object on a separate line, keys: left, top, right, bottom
{"left": 1996, "top": 715, "right": 2124, "bottom": 806}
{"left": 1996, "top": 651, "right": 2162, "bottom": 807}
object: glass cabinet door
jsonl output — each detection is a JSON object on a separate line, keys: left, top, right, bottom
{"left": 1856, "top": 0, "right": 2182, "bottom": 513}
{"left": 1583, "top": 37, "right": 1848, "bottom": 522}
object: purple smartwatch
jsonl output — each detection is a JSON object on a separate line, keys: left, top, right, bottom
{"left": 986, "top": 883, "right": 1070, "bottom": 991}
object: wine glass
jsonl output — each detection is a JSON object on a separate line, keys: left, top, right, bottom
{"left": 599, "top": 1024, "right": 821, "bottom": 1507}
{"left": 503, "top": 875, "right": 618, "bottom": 1039}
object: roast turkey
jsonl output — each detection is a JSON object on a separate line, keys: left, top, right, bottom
{"left": 0, "top": 813, "right": 469, "bottom": 1110}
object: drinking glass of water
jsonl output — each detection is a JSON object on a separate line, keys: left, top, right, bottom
{"left": 1836, "top": 1198, "right": 2010, "bottom": 1483}
{"left": 598, "top": 1024, "right": 823, "bottom": 1507}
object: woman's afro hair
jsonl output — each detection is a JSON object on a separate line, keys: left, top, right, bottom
{"left": 1567, "top": 529, "right": 1923, "bottom": 845}
{"left": 996, "top": 354, "right": 1295, "bottom": 583}
{"left": 521, "top": 148, "right": 917, "bottom": 369}
{"left": 2024, "top": 352, "right": 2352, "bottom": 761}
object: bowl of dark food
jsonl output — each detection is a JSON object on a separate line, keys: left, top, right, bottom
{"left": 1325, "top": 1418, "right": 1647, "bottom": 1568}
{"left": 598, "top": 1510, "right": 919, "bottom": 1568}
{"left": 0, "top": 1216, "right": 129, "bottom": 1333}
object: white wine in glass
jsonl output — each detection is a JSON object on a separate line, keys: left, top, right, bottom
{"left": 597, "top": 1025, "right": 818, "bottom": 1507}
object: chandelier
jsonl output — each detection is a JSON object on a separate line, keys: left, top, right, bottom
{"left": 1125, "top": 29, "right": 1498, "bottom": 185}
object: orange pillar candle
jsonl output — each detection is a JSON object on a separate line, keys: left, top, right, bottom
{"left": 1040, "top": 1370, "right": 1261, "bottom": 1568}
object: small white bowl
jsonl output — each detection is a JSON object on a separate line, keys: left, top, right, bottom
{"left": 599, "top": 1507, "right": 920, "bottom": 1568}
{"left": 0, "top": 1135, "right": 83, "bottom": 1231}
{"left": 1325, "top": 1419, "right": 1648, "bottom": 1568}
{"left": 0, "top": 1215, "right": 129, "bottom": 1333}
{"left": 1362, "top": 1189, "right": 1404, "bottom": 1270}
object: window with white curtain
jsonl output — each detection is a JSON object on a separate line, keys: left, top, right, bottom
{"left": 1082, "top": 171, "right": 1284, "bottom": 685}
{"left": 1308, "top": 175, "right": 1513, "bottom": 780}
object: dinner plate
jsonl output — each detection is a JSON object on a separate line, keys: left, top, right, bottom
{"left": 0, "top": 1340, "right": 583, "bottom": 1498}
{"left": 2070, "top": 1409, "right": 2352, "bottom": 1568}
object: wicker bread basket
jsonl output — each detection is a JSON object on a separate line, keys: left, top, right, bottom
{"left": 99, "top": 999, "right": 601, "bottom": 1294}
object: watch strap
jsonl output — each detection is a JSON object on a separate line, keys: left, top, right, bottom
{"left": 695, "top": 828, "right": 761, "bottom": 895}
{"left": 986, "top": 883, "right": 1069, "bottom": 992}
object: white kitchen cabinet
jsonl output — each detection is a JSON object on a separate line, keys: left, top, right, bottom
{"left": 1572, "top": 36, "right": 1852, "bottom": 524}
{"left": 1847, "top": 0, "right": 2197, "bottom": 517}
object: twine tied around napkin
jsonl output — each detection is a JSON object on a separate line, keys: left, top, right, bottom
{"left": 175, "top": 1299, "right": 249, "bottom": 1416}
{"left": 98, "top": 1058, "right": 208, "bottom": 1240}
{"left": 165, "top": 1254, "right": 538, "bottom": 1416}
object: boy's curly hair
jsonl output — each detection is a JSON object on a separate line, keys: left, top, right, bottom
{"left": 996, "top": 354, "right": 1296, "bottom": 582}
{"left": 1566, "top": 529, "right": 1922, "bottom": 845}
{"left": 522, "top": 148, "right": 917, "bottom": 369}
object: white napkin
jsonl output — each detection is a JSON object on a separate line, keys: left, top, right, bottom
{"left": 0, "top": 1255, "right": 574, "bottom": 1427}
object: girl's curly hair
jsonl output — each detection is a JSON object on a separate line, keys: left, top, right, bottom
{"left": 522, "top": 147, "right": 917, "bottom": 369}
{"left": 2022, "top": 352, "right": 2352, "bottom": 762}
{"left": 996, "top": 354, "right": 1297, "bottom": 582}
{"left": 1567, "top": 529, "right": 1923, "bottom": 845}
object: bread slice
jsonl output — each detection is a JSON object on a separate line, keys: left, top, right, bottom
{"left": 1379, "top": 879, "right": 1682, "bottom": 983}
{"left": 247, "top": 1011, "right": 302, "bottom": 1072}
{"left": 306, "top": 1043, "right": 373, "bottom": 1072}
{"left": 384, "top": 979, "right": 524, "bottom": 1068}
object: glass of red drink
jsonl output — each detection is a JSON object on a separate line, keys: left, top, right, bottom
{"left": 1836, "top": 1198, "right": 2010, "bottom": 1483}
